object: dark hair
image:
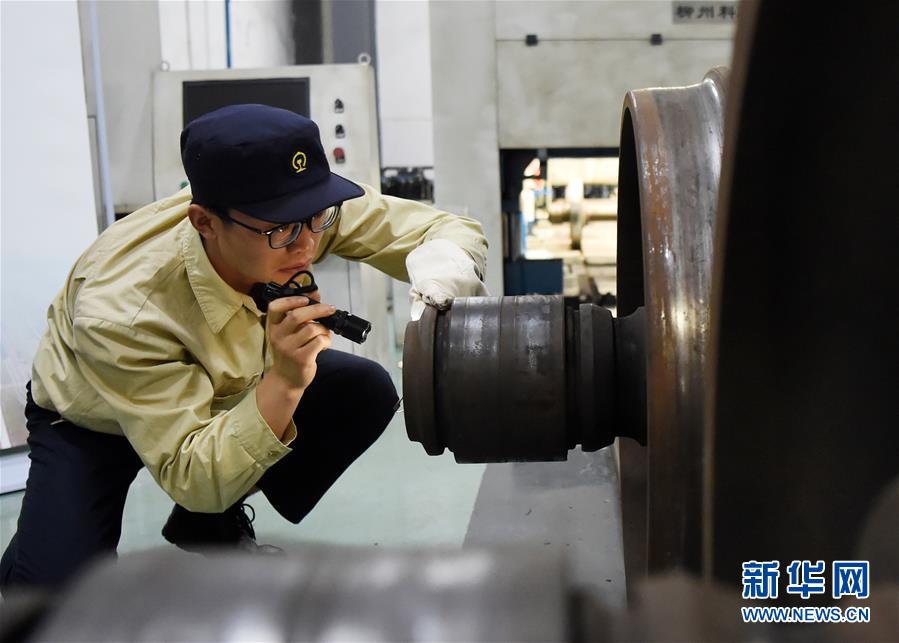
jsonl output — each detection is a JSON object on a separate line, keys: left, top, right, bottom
{"left": 191, "top": 200, "right": 231, "bottom": 223}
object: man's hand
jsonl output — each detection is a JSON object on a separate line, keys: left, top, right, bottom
{"left": 266, "top": 296, "right": 334, "bottom": 391}
{"left": 406, "top": 239, "right": 489, "bottom": 321}
{"left": 255, "top": 296, "right": 334, "bottom": 440}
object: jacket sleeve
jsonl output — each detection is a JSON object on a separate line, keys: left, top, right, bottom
{"left": 314, "top": 183, "right": 488, "bottom": 282}
{"left": 71, "top": 316, "right": 295, "bottom": 513}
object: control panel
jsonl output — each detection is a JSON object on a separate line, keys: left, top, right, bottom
{"left": 153, "top": 63, "right": 378, "bottom": 200}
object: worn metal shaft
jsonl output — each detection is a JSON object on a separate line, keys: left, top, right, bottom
{"left": 403, "top": 297, "right": 646, "bottom": 463}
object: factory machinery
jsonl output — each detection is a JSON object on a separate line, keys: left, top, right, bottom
{"left": 405, "top": 0, "right": 898, "bottom": 594}
{"left": 2, "top": 2, "right": 896, "bottom": 641}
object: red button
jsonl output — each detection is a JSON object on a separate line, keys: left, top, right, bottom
{"left": 333, "top": 147, "right": 346, "bottom": 164}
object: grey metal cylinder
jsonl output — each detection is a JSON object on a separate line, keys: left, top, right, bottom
{"left": 437, "top": 296, "right": 568, "bottom": 462}
{"left": 403, "top": 296, "right": 645, "bottom": 463}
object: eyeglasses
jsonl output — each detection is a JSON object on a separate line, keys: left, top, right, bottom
{"left": 225, "top": 204, "right": 342, "bottom": 249}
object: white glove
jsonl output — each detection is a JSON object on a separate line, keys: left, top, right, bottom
{"left": 406, "top": 239, "right": 489, "bottom": 320}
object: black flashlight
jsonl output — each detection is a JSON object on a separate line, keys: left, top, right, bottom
{"left": 250, "top": 271, "right": 371, "bottom": 344}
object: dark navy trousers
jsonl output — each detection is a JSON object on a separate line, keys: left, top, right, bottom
{"left": 0, "top": 349, "right": 398, "bottom": 593}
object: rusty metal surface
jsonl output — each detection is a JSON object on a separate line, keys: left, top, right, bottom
{"left": 404, "top": 296, "right": 572, "bottom": 463}
{"left": 616, "top": 67, "right": 729, "bottom": 579}
{"left": 403, "top": 297, "right": 646, "bottom": 463}
{"left": 704, "top": 0, "right": 899, "bottom": 581}
{"left": 439, "top": 296, "right": 569, "bottom": 462}
{"left": 402, "top": 304, "right": 441, "bottom": 455}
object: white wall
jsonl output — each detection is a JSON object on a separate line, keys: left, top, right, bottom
{"left": 86, "top": 0, "right": 163, "bottom": 213}
{"left": 375, "top": 0, "right": 434, "bottom": 167}
{"left": 230, "top": 0, "right": 294, "bottom": 68}
{"left": 494, "top": 0, "right": 734, "bottom": 148}
{"left": 429, "top": 1, "right": 504, "bottom": 295}
{"left": 158, "top": 0, "right": 293, "bottom": 71}
{"left": 1, "top": 2, "right": 99, "bottom": 448}
{"left": 158, "top": 0, "right": 227, "bottom": 71}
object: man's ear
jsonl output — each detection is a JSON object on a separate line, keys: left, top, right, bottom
{"left": 187, "top": 204, "right": 218, "bottom": 240}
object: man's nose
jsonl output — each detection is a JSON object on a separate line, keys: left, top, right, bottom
{"left": 288, "top": 225, "right": 315, "bottom": 252}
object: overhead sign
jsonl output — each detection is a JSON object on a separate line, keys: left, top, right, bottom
{"left": 673, "top": 2, "right": 738, "bottom": 23}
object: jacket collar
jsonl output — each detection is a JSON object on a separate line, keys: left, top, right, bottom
{"left": 178, "top": 219, "right": 262, "bottom": 333}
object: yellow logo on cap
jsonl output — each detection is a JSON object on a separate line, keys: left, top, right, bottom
{"left": 292, "top": 151, "right": 307, "bottom": 173}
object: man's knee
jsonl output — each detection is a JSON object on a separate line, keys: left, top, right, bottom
{"left": 358, "top": 360, "right": 399, "bottom": 411}
{"left": 338, "top": 358, "right": 399, "bottom": 446}
{"left": 331, "top": 356, "right": 398, "bottom": 416}
{"left": 357, "top": 360, "right": 399, "bottom": 430}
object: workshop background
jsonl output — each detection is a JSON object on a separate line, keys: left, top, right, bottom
{"left": 2, "top": 1, "right": 897, "bottom": 641}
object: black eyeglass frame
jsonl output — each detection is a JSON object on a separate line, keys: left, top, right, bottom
{"left": 224, "top": 204, "right": 342, "bottom": 249}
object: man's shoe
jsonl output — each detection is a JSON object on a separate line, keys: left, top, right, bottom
{"left": 161, "top": 502, "right": 282, "bottom": 554}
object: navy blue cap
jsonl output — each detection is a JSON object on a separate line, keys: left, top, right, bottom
{"left": 180, "top": 104, "right": 364, "bottom": 224}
